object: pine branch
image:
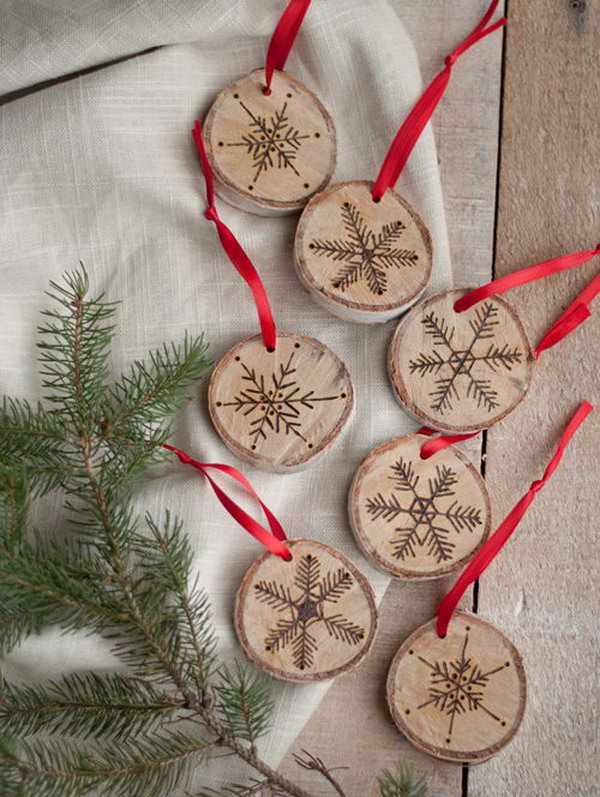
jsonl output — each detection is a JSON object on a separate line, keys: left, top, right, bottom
{"left": 0, "top": 673, "right": 182, "bottom": 740}
{"left": 377, "top": 763, "right": 428, "bottom": 797}
{"left": 216, "top": 662, "right": 274, "bottom": 749}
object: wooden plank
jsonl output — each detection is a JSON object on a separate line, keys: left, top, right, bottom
{"left": 279, "top": 1, "right": 503, "bottom": 791}
{"left": 469, "top": 1, "right": 600, "bottom": 795}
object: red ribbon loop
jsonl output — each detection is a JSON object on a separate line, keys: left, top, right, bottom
{"left": 192, "top": 121, "right": 277, "bottom": 352}
{"left": 162, "top": 443, "right": 291, "bottom": 560}
{"left": 454, "top": 245, "right": 600, "bottom": 313}
{"left": 371, "top": 0, "right": 506, "bottom": 202}
{"left": 534, "top": 272, "right": 600, "bottom": 358}
{"left": 264, "top": 0, "right": 312, "bottom": 95}
{"left": 435, "top": 400, "right": 593, "bottom": 638}
{"left": 417, "top": 426, "right": 480, "bottom": 459}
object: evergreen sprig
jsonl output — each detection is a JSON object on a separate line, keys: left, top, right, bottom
{"left": 0, "top": 269, "right": 427, "bottom": 796}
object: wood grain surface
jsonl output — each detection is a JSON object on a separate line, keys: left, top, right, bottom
{"left": 283, "top": 1, "right": 599, "bottom": 795}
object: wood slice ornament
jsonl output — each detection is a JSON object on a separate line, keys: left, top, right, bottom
{"left": 203, "top": 69, "right": 336, "bottom": 216}
{"left": 294, "top": 181, "right": 432, "bottom": 323}
{"left": 388, "top": 289, "right": 534, "bottom": 433}
{"left": 235, "top": 539, "right": 377, "bottom": 682}
{"left": 349, "top": 433, "right": 490, "bottom": 579}
{"left": 208, "top": 332, "right": 354, "bottom": 472}
{"left": 387, "top": 612, "right": 526, "bottom": 763}
{"left": 291, "top": 3, "right": 506, "bottom": 323}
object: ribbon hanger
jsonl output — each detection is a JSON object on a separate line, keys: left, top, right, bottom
{"left": 371, "top": 0, "right": 506, "bottom": 202}
{"left": 264, "top": 0, "right": 312, "bottom": 95}
{"left": 435, "top": 400, "right": 593, "bottom": 637}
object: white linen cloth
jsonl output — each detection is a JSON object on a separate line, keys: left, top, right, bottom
{"left": 0, "top": 0, "right": 452, "bottom": 790}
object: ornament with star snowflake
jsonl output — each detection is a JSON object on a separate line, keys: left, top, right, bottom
{"left": 208, "top": 332, "right": 354, "bottom": 472}
{"left": 295, "top": 181, "right": 433, "bottom": 322}
{"left": 389, "top": 288, "right": 535, "bottom": 433}
{"left": 203, "top": 69, "right": 336, "bottom": 215}
{"left": 349, "top": 434, "right": 491, "bottom": 579}
{"left": 235, "top": 539, "right": 377, "bottom": 682}
{"left": 387, "top": 612, "right": 526, "bottom": 762}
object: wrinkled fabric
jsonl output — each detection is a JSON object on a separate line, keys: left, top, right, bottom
{"left": 0, "top": 0, "right": 452, "bottom": 790}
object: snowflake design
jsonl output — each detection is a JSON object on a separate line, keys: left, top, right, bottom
{"left": 254, "top": 553, "right": 366, "bottom": 671}
{"left": 308, "top": 201, "right": 419, "bottom": 296}
{"left": 225, "top": 100, "right": 309, "bottom": 185}
{"left": 409, "top": 302, "right": 524, "bottom": 415}
{"left": 415, "top": 630, "right": 509, "bottom": 739}
{"left": 217, "top": 351, "right": 342, "bottom": 449}
{"left": 365, "top": 457, "right": 481, "bottom": 564}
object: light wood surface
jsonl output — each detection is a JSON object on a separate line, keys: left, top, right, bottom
{"left": 388, "top": 290, "right": 534, "bottom": 433}
{"left": 294, "top": 180, "right": 432, "bottom": 323}
{"left": 387, "top": 612, "right": 526, "bottom": 764}
{"left": 207, "top": 332, "right": 354, "bottom": 472}
{"left": 235, "top": 539, "right": 377, "bottom": 682}
{"left": 203, "top": 68, "right": 336, "bottom": 215}
{"left": 349, "top": 434, "right": 490, "bottom": 580}
{"left": 283, "top": 1, "right": 599, "bottom": 795}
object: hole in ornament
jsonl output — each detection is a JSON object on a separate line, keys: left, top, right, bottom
{"left": 262, "top": 86, "right": 272, "bottom": 97}
{"left": 306, "top": 554, "right": 313, "bottom": 560}
{"left": 308, "top": 443, "right": 313, "bottom": 449}
{"left": 465, "top": 626, "right": 471, "bottom": 631}
{"left": 265, "top": 646, "right": 271, "bottom": 651}
{"left": 287, "top": 92, "right": 292, "bottom": 98}
{"left": 235, "top": 356, "right": 241, "bottom": 361}
{"left": 283, "top": 550, "right": 293, "bottom": 562}
{"left": 501, "top": 721, "right": 506, "bottom": 727}
{"left": 405, "top": 709, "right": 410, "bottom": 715}
{"left": 251, "top": 445, "right": 256, "bottom": 450}
{"left": 218, "top": 141, "right": 224, "bottom": 147}
{"left": 266, "top": 346, "right": 275, "bottom": 353}
{"left": 315, "top": 132, "right": 320, "bottom": 138}
{"left": 248, "top": 185, "right": 254, "bottom": 191}
{"left": 341, "top": 392, "right": 347, "bottom": 398}
{"left": 446, "top": 738, "right": 451, "bottom": 744}
{"left": 303, "top": 183, "right": 309, "bottom": 189}
{"left": 505, "top": 662, "right": 510, "bottom": 667}
{"left": 373, "top": 196, "right": 381, "bottom": 203}
{"left": 294, "top": 342, "right": 300, "bottom": 349}
{"left": 309, "top": 243, "right": 315, "bottom": 249}
{"left": 216, "top": 401, "right": 222, "bottom": 407}
{"left": 408, "top": 649, "right": 414, "bottom": 655}
{"left": 343, "top": 201, "right": 350, "bottom": 208}
{"left": 233, "top": 93, "right": 239, "bottom": 99}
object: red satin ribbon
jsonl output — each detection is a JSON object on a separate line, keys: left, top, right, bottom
{"left": 417, "top": 426, "right": 480, "bottom": 459}
{"left": 264, "top": 0, "right": 312, "bottom": 95}
{"left": 371, "top": 0, "right": 505, "bottom": 202}
{"left": 455, "top": 245, "right": 600, "bottom": 312}
{"left": 162, "top": 444, "right": 291, "bottom": 560}
{"left": 191, "top": 120, "right": 277, "bottom": 352}
{"left": 435, "top": 400, "right": 593, "bottom": 637}
{"left": 534, "top": 272, "right": 600, "bottom": 358}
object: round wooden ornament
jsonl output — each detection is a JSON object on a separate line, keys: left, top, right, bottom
{"left": 208, "top": 331, "right": 354, "bottom": 472}
{"left": 235, "top": 538, "right": 377, "bottom": 682}
{"left": 202, "top": 69, "right": 336, "bottom": 216}
{"left": 388, "top": 289, "right": 535, "bottom": 433}
{"left": 349, "top": 434, "right": 490, "bottom": 579}
{"left": 387, "top": 612, "right": 526, "bottom": 763}
{"left": 294, "top": 181, "right": 433, "bottom": 323}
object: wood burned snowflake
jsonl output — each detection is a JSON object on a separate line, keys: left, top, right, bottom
{"left": 308, "top": 201, "right": 419, "bottom": 296}
{"left": 365, "top": 457, "right": 482, "bottom": 564}
{"left": 223, "top": 100, "right": 309, "bottom": 186}
{"left": 415, "top": 630, "right": 510, "bottom": 741}
{"left": 214, "top": 351, "right": 343, "bottom": 450}
{"left": 254, "top": 553, "right": 366, "bottom": 671}
{"left": 409, "top": 302, "right": 524, "bottom": 415}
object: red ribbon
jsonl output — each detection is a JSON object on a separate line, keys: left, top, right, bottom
{"left": 371, "top": 0, "right": 506, "bottom": 202}
{"left": 534, "top": 272, "right": 600, "bottom": 358}
{"left": 264, "top": 0, "right": 312, "bottom": 95}
{"left": 162, "top": 444, "right": 291, "bottom": 560}
{"left": 191, "top": 120, "right": 277, "bottom": 352}
{"left": 455, "top": 245, "right": 600, "bottom": 313}
{"left": 435, "top": 400, "right": 593, "bottom": 638}
{"left": 417, "top": 426, "right": 480, "bottom": 459}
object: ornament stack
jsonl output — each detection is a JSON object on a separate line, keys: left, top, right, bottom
{"left": 181, "top": 0, "right": 598, "bottom": 766}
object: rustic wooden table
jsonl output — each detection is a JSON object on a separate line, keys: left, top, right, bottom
{"left": 281, "top": 2, "right": 599, "bottom": 794}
